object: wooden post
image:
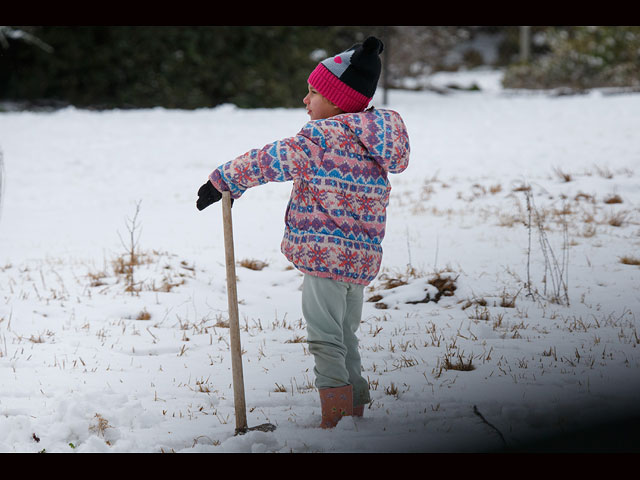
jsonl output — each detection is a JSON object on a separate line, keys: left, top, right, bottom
{"left": 520, "top": 26, "right": 531, "bottom": 63}
{"left": 221, "top": 190, "right": 248, "bottom": 434}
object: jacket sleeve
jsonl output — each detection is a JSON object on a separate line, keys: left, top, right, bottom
{"left": 209, "top": 126, "right": 323, "bottom": 199}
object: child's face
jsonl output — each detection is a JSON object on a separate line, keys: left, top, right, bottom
{"left": 303, "top": 83, "right": 343, "bottom": 120}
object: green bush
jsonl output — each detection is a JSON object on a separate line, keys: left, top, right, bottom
{"left": 503, "top": 26, "right": 640, "bottom": 90}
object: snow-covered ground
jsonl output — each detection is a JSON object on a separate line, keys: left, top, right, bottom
{"left": 1, "top": 71, "right": 639, "bottom": 452}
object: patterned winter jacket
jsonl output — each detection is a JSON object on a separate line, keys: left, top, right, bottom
{"left": 208, "top": 108, "right": 410, "bottom": 286}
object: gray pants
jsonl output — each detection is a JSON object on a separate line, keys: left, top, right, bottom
{"left": 302, "top": 274, "right": 370, "bottom": 407}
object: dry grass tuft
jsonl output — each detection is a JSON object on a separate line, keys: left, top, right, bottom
{"left": 378, "top": 273, "right": 409, "bottom": 290}
{"left": 604, "top": 211, "right": 628, "bottom": 227}
{"left": 153, "top": 274, "right": 186, "bottom": 293}
{"left": 384, "top": 382, "right": 399, "bottom": 397}
{"left": 460, "top": 297, "right": 487, "bottom": 310}
{"left": 371, "top": 267, "right": 458, "bottom": 308}
{"left": 273, "top": 383, "right": 287, "bottom": 393}
{"left": 500, "top": 289, "right": 521, "bottom": 308}
{"left": 443, "top": 352, "right": 475, "bottom": 372}
{"left": 553, "top": 167, "right": 572, "bottom": 182}
{"left": 574, "top": 192, "right": 595, "bottom": 203}
{"left": 466, "top": 305, "right": 491, "bottom": 321}
{"left": 89, "top": 413, "right": 113, "bottom": 437}
{"left": 112, "top": 250, "right": 153, "bottom": 293}
{"left": 239, "top": 259, "right": 269, "bottom": 271}
{"left": 112, "top": 252, "right": 152, "bottom": 275}
{"left": 427, "top": 271, "right": 458, "bottom": 300}
{"left": 136, "top": 309, "right": 151, "bottom": 320}
{"left": 593, "top": 164, "right": 614, "bottom": 179}
{"left": 552, "top": 204, "right": 573, "bottom": 217}
{"left": 512, "top": 183, "right": 531, "bottom": 192}
{"left": 603, "top": 194, "right": 623, "bottom": 204}
{"left": 214, "top": 315, "right": 229, "bottom": 329}
{"left": 284, "top": 335, "right": 306, "bottom": 344}
{"left": 434, "top": 344, "right": 476, "bottom": 377}
{"left": 87, "top": 270, "right": 108, "bottom": 287}
{"left": 620, "top": 256, "right": 640, "bottom": 266}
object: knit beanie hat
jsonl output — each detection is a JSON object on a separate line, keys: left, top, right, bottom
{"left": 308, "top": 36, "right": 384, "bottom": 113}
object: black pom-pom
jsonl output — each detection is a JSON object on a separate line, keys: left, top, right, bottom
{"left": 363, "top": 36, "right": 384, "bottom": 55}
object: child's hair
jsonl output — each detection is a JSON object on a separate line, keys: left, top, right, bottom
{"left": 308, "top": 36, "right": 384, "bottom": 113}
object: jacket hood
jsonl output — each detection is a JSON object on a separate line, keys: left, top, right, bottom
{"left": 339, "top": 108, "right": 410, "bottom": 174}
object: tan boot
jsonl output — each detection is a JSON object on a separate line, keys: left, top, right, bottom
{"left": 319, "top": 385, "right": 353, "bottom": 429}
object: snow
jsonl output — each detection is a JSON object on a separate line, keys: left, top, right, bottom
{"left": 1, "top": 70, "right": 639, "bottom": 452}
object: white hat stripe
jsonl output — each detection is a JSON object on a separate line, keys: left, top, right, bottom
{"left": 320, "top": 49, "right": 354, "bottom": 78}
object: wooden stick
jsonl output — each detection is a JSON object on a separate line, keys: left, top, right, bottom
{"left": 221, "top": 190, "right": 248, "bottom": 434}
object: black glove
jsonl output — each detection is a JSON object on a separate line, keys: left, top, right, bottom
{"left": 196, "top": 181, "right": 223, "bottom": 211}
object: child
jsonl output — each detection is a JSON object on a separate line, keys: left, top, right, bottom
{"left": 197, "top": 36, "right": 410, "bottom": 428}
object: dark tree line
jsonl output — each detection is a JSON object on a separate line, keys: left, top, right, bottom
{"left": 1, "top": 26, "right": 637, "bottom": 110}
{"left": 0, "top": 26, "right": 384, "bottom": 109}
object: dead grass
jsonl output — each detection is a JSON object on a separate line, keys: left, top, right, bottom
{"left": 382, "top": 267, "right": 456, "bottom": 296}
{"left": 498, "top": 213, "right": 523, "bottom": 228}
{"left": 112, "top": 252, "right": 152, "bottom": 275}
{"left": 575, "top": 192, "right": 596, "bottom": 203}
{"left": 28, "top": 330, "right": 53, "bottom": 343}
{"left": 87, "top": 270, "right": 108, "bottom": 287}
{"left": 427, "top": 271, "right": 458, "bottom": 300}
{"left": 152, "top": 273, "right": 186, "bottom": 292}
{"left": 89, "top": 413, "right": 113, "bottom": 438}
{"left": 579, "top": 223, "right": 597, "bottom": 238}
{"left": 512, "top": 183, "right": 531, "bottom": 192}
{"left": 523, "top": 189, "right": 570, "bottom": 306}
{"left": 500, "top": 288, "right": 521, "bottom": 308}
{"left": 284, "top": 335, "right": 306, "bottom": 344}
{"left": 593, "top": 164, "right": 614, "bottom": 179}
{"left": 603, "top": 194, "right": 623, "bottom": 204}
{"left": 213, "top": 315, "right": 230, "bottom": 329}
{"left": 104, "top": 249, "right": 193, "bottom": 294}
{"left": 620, "top": 256, "right": 640, "bottom": 266}
{"left": 377, "top": 270, "right": 411, "bottom": 290}
{"left": 443, "top": 351, "right": 475, "bottom": 372}
{"left": 552, "top": 204, "right": 573, "bottom": 217}
{"left": 384, "top": 382, "right": 399, "bottom": 397}
{"left": 466, "top": 304, "right": 491, "bottom": 321}
{"left": 542, "top": 346, "right": 557, "bottom": 360}
{"left": 433, "top": 344, "right": 476, "bottom": 378}
{"left": 460, "top": 297, "right": 487, "bottom": 309}
{"left": 112, "top": 251, "right": 153, "bottom": 293}
{"left": 369, "top": 267, "right": 458, "bottom": 309}
{"left": 239, "top": 259, "right": 269, "bottom": 271}
{"left": 604, "top": 210, "right": 628, "bottom": 227}
{"left": 273, "top": 383, "right": 287, "bottom": 393}
{"left": 136, "top": 309, "right": 151, "bottom": 320}
{"left": 193, "top": 377, "right": 212, "bottom": 393}
{"left": 553, "top": 167, "right": 572, "bottom": 183}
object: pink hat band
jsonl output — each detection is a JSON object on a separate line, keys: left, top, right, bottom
{"left": 308, "top": 64, "right": 371, "bottom": 114}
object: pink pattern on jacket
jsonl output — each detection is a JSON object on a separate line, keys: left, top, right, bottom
{"left": 209, "top": 108, "right": 410, "bottom": 285}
